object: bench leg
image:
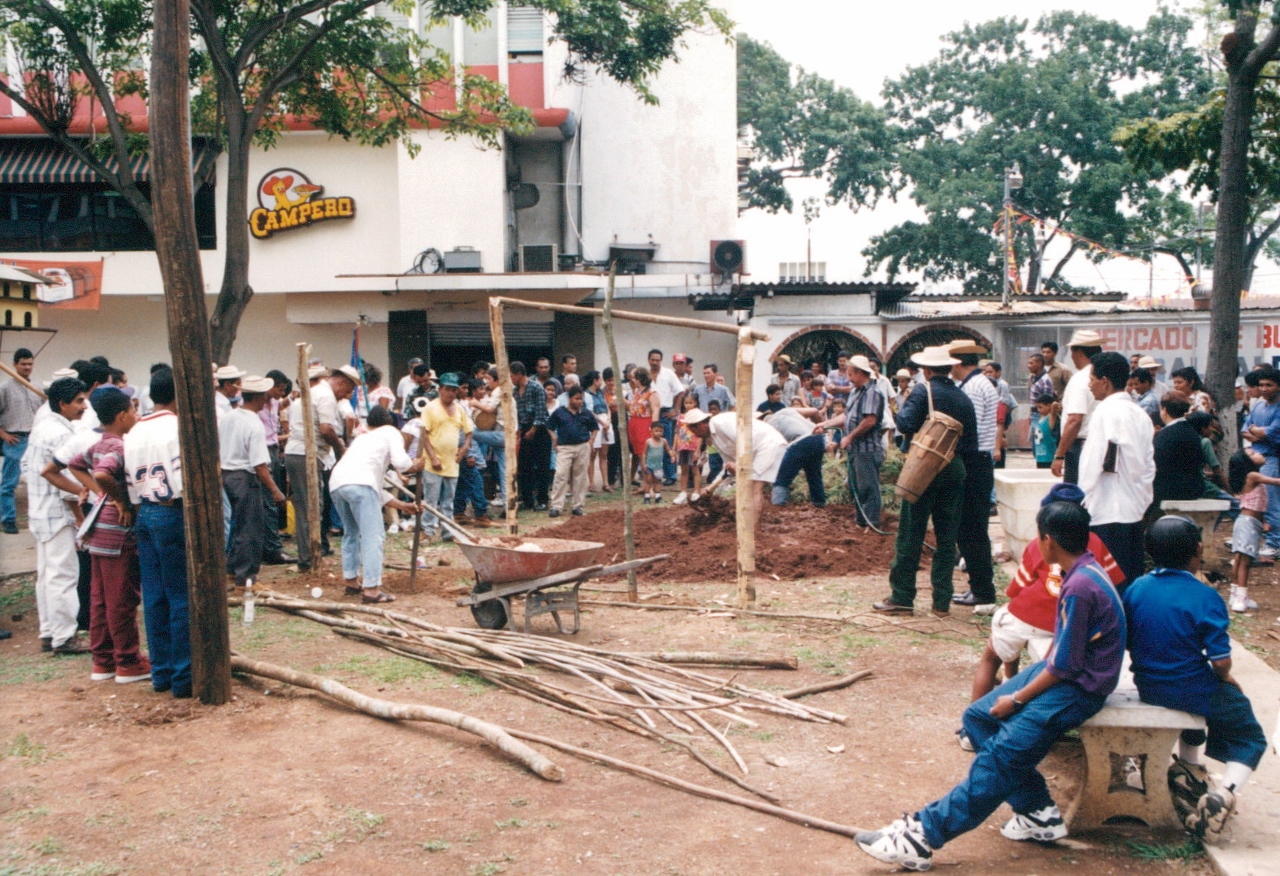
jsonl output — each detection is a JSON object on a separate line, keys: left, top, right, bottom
{"left": 1065, "top": 726, "right": 1184, "bottom": 831}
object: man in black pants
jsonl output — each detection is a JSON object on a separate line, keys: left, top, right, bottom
{"left": 511, "top": 361, "right": 551, "bottom": 511}
{"left": 219, "top": 376, "right": 287, "bottom": 588}
{"left": 949, "top": 340, "right": 1000, "bottom": 615}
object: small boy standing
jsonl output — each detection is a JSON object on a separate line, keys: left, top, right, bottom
{"left": 1123, "top": 516, "right": 1268, "bottom": 843}
{"left": 1031, "top": 393, "right": 1058, "bottom": 470}
{"left": 641, "top": 421, "right": 672, "bottom": 504}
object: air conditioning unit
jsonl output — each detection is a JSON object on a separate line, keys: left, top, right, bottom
{"left": 443, "top": 247, "right": 483, "bottom": 273}
{"left": 710, "top": 240, "right": 746, "bottom": 277}
{"left": 519, "top": 244, "right": 558, "bottom": 273}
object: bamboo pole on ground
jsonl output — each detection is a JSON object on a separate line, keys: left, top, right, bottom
{"left": 600, "top": 268, "right": 638, "bottom": 601}
{"left": 296, "top": 344, "right": 322, "bottom": 573}
{"left": 229, "top": 655, "right": 563, "bottom": 781}
{"left": 0, "top": 360, "right": 45, "bottom": 400}
{"left": 489, "top": 299, "right": 520, "bottom": 534}
{"left": 734, "top": 328, "right": 757, "bottom": 610}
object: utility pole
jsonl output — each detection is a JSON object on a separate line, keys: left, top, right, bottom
{"left": 152, "top": 0, "right": 231, "bottom": 704}
{"left": 1001, "top": 161, "right": 1023, "bottom": 309}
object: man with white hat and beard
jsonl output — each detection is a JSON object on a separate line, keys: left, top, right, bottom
{"left": 1052, "top": 330, "right": 1105, "bottom": 485}
{"left": 875, "top": 346, "right": 977, "bottom": 617}
{"left": 948, "top": 339, "right": 1000, "bottom": 615}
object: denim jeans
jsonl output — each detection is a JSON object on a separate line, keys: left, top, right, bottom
{"left": 917, "top": 662, "right": 1107, "bottom": 850}
{"left": 1, "top": 432, "right": 27, "bottom": 524}
{"left": 1263, "top": 456, "right": 1280, "bottom": 549}
{"left": 888, "top": 456, "right": 965, "bottom": 612}
{"left": 331, "top": 484, "right": 386, "bottom": 589}
{"left": 454, "top": 463, "right": 488, "bottom": 518}
{"left": 472, "top": 430, "right": 506, "bottom": 504}
{"left": 420, "top": 471, "right": 457, "bottom": 537}
{"left": 135, "top": 503, "right": 192, "bottom": 697}
{"left": 846, "top": 447, "right": 885, "bottom": 526}
{"left": 770, "top": 435, "right": 827, "bottom": 506}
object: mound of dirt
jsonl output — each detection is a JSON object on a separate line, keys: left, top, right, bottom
{"left": 527, "top": 497, "right": 897, "bottom": 583}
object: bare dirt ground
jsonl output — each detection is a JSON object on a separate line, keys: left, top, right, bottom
{"left": 0, "top": 492, "right": 1232, "bottom": 876}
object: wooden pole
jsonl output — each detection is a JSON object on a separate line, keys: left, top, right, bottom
{"left": 601, "top": 268, "right": 638, "bottom": 601}
{"left": 0, "top": 360, "right": 46, "bottom": 400}
{"left": 296, "top": 344, "right": 322, "bottom": 573}
{"left": 489, "top": 297, "right": 770, "bottom": 340}
{"left": 488, "top": 299, "right": 520, "bottom": 534}
{"left": 151, "top": 0, "right": 230, "bottom": 705}
{"left": 735, "top": 328, "right": 757, "bottom": 610}
{"left": 407, "top": 467, "right": 425, "bottom": 593}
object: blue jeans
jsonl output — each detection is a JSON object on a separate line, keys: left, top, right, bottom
{"left": 917, "top": 663, "right": 1107, "bottom": 849}
{"left": 661, "top": 413, "right": 677, "bottom": 481}
{"left": 1263, "top": 456, "right": 1280, "bottom": 549}
{"left": 135, "top": 503, "right": 191, "bottom": 697}
{"left": 420, "top": 471, "right": 457, "bottom": 537}
{"left": 331, "top": 484, "right": 386, "bottom": 590}
{"left": 771, "top": 435, "right": 827, "bottom": 506}
{"left": 1, "top": 433, "right": 27, "bottom": 525}
{"left": 454, "top": 463, "right": 488, "bottom": 517}
{"left": 472, "top": 430, "right": 506, "bottom": 503}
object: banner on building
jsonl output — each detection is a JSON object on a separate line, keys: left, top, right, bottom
{"left": 1, "top": 258, "right": 104, "bottom": 310}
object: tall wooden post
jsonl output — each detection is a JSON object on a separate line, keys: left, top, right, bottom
{"left": 601, "top": 268, "right": 638, "bottom": 601}
{"left": 489, "top": 299, "right": 520, "bottom": 534}
{"left": 295, "top": 344, "right": 322, "bottom": 572}
{"left": 734, "top": 328, "right": 757, "bottom": 610}
{"left": 151, "top": 0, "right": 230, "bottom": 704}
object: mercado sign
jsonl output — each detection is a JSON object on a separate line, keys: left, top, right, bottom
{"left": 248, "top": 168, "right": 355, "bottom": 239}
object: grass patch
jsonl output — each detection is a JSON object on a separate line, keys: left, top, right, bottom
{"left": 0, "top": 576, "right": 35, "bottom": 612}
{"left": 30, "top": 838, "right": 63, "bottom": 856}
{"left": 0, "top": 864, "right": 122, "bottom": 876}
{"left": 0, "top": 657, "right": 72, "bottom": 687}
{"left": 494, "top": 818, "right": 527, "bottom": 830}
{"left": 5, "top": 734, "right": 62, "bottom": 766}
{"left": 2, "top": 808, "right": 49, "bottom": 823}
{"left": 315, "top": 655, "right": 438, "bottom": 686}
{"left": 344, "top": 807, "right": 386, "bottom": 839}
{"left": 454, "top": 672, "right": 493, "bottom": 694}
{"left": 1127, "top": 838, "right": 1204, "bottom": 861}
{"left": 419, "top": 840, "right": 450, "bottom": 852}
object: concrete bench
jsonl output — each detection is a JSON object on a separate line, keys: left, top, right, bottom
{"left": 1065, "top": 674, "right": 1206, "bottom": 831}
{"left": 1160, "top": 499, "right": 1231, "bottom": 560}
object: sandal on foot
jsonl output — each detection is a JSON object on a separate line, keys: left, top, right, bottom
{"left": 344, "top": 585, "right": 363, "bottom": 596}
{"left": 362, "top": 592, "right": 396, "bottom": 604}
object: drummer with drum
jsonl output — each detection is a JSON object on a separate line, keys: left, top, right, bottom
{"left": 874, "top": 346, "right": 978, "bottom": 618}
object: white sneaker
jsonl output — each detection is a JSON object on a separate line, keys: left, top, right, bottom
{"left": 673, "top": 491, "right": 689, "bottom": 505}
{"left": 972, "top": 602, "right": 997, "bottom": 617}
{"left": 689, "top": 493, "right": 701, "bottom": 503}
{"left": 855, "top": 813, "right": 933, "bottom": 871}
{"left": 387, "top": 523, "right": 400, "bottom": 535}
{"left": 1229, "top": 587, "right": 1251, "bottom": 613}
{"left": 1000, "top": 805, "right": 1068, "bottom": 842}
{"left": 1260, "top": 545, "right": 1279, "bottom": 558}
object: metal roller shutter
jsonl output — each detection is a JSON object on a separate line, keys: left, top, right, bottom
{"left": 428, "top": 322, "right": 552, "bottom": 346}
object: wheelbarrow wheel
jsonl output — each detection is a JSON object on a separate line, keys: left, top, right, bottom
{"left": 470, "top": 581, "right": 508, "bottom": 630}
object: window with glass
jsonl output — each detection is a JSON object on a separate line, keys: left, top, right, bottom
{"left": 0, "top": 183, "right": 217, "bottom": 252}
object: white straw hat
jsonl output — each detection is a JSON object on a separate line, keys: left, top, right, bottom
{"left": 911, "top": 346, "right": 960, "bottom": 369}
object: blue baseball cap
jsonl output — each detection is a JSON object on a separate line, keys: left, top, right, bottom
{"left": 1042, "top": 482, "right": 1085, "bottom": 507}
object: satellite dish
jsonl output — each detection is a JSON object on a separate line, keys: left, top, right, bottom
{"left": 511, "top": 183, "right": 540, "bottom": 210}
{"left": 712, "top": 240, "right": 745, "bottom": 275}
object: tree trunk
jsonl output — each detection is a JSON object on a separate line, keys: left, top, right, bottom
{"left": 151, "top": 0, "right": 231, "bottom": 705}
{"left": 1045, "top": 239, "right": 1082, "bottom": 289}
{"left": 208, "top": 126, "right": 255, "bottom": 365}
{"left": 1023, "top": 226, "right": 1042, "bottom": 296}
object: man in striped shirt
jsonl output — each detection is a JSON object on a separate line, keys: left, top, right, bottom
{"left": 949, "top": 340, "right": 999, "bottom": 615}
{"left": 822, "top": 355, "right": 885, "bottom": 527}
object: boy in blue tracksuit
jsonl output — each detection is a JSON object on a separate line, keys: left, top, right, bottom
{"left": 857, "top": 500, "right": 1124, "bottom": 871}
{"left": 1123, "top": 516, "right": 1267, "bottom": 843}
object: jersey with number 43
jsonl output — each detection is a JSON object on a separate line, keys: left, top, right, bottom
{"left": 124, "top": 410, "right": 184, "bottom": 504}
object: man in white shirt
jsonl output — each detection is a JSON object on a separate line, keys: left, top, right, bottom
{"left": 28, "top": 376, "right": 89, "bottom": 653}
{"left": 1079, "top": 352, "right": 1155, "bottom": 588}
{"left": 648, "top": 349, "right": 686, "bottom": 486}
{"left": 213, "top": 364, "right": 245, "bottom": 418}
{"left": 396, "top": 357, "right": 423, "bottom": 414}
{"left": 684, "top": 409, "right": 789, "bottom": 524}
{"left": 1052, "top": 329, "right": 1104, "bottom": 485}
{"left": 220, "top": 376, "right": 287, "bottom": 590}
{"left": 672, "top": 353, "right": 696, "bottom": 390}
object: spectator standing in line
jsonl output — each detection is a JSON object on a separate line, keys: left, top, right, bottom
{"left": 693, "top": 364, "right": 734, "bottom": 412}
{"left": 219, "top": 376, "right": 287, "bottom": 591}
{"left": 672, "top": 353, "right": 696, "bottom": 391}
{"left": 1240, "top": 366, "right": 1280, "bottom": 559}
{"left": 817, "top": 355, "right": 883, "bottom": 527}
{"left": 774, "top": 354, "right": 801, "bottom": 405}
{"left": 1041, "top": 341, "right": 1071, "bottom": 399}
{"left": 647, "top": 349, "right": 685, "bottom": 486}
{"left": 535, "top": 357, "right": 562, "bottom": 397}
{"left": 0, "top": 348, "right": 42, "bottom": 534}
{"left": 984, "top": 361, "right": 1016, "bottom": 468}
{"left": 511, "top": 361, "right": 552, "bottom": 511}
{"left": 1026, "top": 352, "right": 1055, "bottom": 446}
{"left": 419, "top": 373, "right": 473, "bottom": 539}
{"left": 1138, "top": 355, "right": 1171, "bottom": 399}
{"left": 396, "top": 357, "right": 423, "bottom": 414}
{"left": 949, "top": 340, "right": 1000, "bottom": 615}
{"left": 826, "top": 351, "right": 854, "bottom": 401}
{"left": 559, "top": 354, "right": 578, "bottom": 392}
{"left": 1128, "top": 368, "right": 1162, "bottom": 428}
{"left": 1052, "top": 330, "right": 1104, "bottom": 485}
{"left": 1078, "top": 352, "right": 1156, "bottom": 587}
{"left": 284, "top": 365, "right": 356, "bottom": 570}
{"left": 547, "top": 385, "right": 598, "bottom": 517}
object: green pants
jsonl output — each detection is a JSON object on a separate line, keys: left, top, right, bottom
{"left": 887, "top": 456, "right": 966, "bottom": 612}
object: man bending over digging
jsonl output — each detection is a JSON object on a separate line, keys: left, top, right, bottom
{"left": 856, "top": 500, "right": 1124, "bottom": 871}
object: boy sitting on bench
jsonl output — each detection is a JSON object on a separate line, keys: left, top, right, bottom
{"left": 1123, "top": 516, "right": 1267, "bottom": 843}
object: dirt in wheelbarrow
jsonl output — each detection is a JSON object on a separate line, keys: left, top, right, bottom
{"left": 525, "top": 496, "right": 899, "bottom": 583}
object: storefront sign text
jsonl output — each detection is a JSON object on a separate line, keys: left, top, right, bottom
{"left": 248, "top": 168, "right": 355, "bottom": 239}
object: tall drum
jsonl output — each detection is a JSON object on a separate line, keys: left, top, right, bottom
{"left": 895, "top": 410, "right": 964, "bottom": 503}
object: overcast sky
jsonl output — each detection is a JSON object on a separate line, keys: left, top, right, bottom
{"left": 729, "top": 0, "right": 1267, "bottom": 296}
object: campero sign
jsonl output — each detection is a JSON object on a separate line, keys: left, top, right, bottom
{"left": 249, "top": 168, "right": 355, "bottom": 239}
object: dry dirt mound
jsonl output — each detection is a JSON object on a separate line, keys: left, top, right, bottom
{"left": 527, "top": 497, "right": 897, "bottom": 583}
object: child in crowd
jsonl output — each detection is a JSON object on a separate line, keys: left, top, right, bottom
{"left": 756, "top": 384, "right": 785, "bottom": 415}
{"left": 1225, "top": 449, "right": 1280, "bottom": 611}
{"left": 808, "top": 374, "right": 831, "bottom": 415}
{"left": 705, "top": 400, "right": 724, "bottom": 483}
{"left": 858, "top": 500, "right": 1124, "bottom": 871}
{"left": 641, "top": 420, "right": 672, "bottom": 504}
{"left": 827, "top": 399, "right": 846, "bottom": 457}
{"left": 673, "top": 393, "right": 703, "bottom": 505}
{"left": 1032, "top": 393, "right": 1058, "bottom": 470}
{"left": 1124, "top": 516, "right": 1268, "bottom": 842}
{"left": 64, "top": 387, "right": 150, "bottom": 684}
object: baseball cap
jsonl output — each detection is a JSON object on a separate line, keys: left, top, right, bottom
{"left": 1041, "top": 482, "right": 1084, "bottom": 507}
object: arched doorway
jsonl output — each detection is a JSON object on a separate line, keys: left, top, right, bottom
{"left": 886, "top": 325, "right": 994, "bottom": 375}
{"left": 776, "top": 327, "right": 878, "bottom": 376}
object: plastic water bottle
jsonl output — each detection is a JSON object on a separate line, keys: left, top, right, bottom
{"left": 242, "top": 577, "right": 255, "bottom": 625}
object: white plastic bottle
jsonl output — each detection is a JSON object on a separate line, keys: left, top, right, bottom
{"left": 242, "top": 577, "right": 255, "bottom": 625}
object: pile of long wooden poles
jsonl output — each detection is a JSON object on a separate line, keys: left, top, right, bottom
{"left": 239, "top": 595, "right": 859, "bottom": 796}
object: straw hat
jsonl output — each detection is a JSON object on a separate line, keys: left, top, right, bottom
{"left": 847, "top": 355, "right": 874, "bottom": 375}
{"left": 775, "top": 354, "right": 793, "bottom": 366}
{"left": 894, "top": 368, "right": 911, "bottom": 379}
{"left": 946, "top": 339, "right": 988, "bottom": 356}
{"left": 1137, "top": 355, "right": 1162, "bottom": 372}
{"left": 1067, "top": 329, "right": 1104, "bottom": 348}
{"left": 240, "top": 375, "right": 274, "bottom": 394}
{"left": 332, "top": 364, "right": 363, "bottom": 385}
{"left": 911, "top": 346, "right": 960, "bottom": 369}
{"left": 307, "top": 363, "right": 327, "bottom": 379}
{"left": 683, "top": 408, "right": 711, "bottom": 426}
{"left": 214, "top": 364, "right": 246, "bottom": 382}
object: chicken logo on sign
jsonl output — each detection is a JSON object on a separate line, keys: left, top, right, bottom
{"left": 248, "top": 168, "right": 355, "bottom": 239}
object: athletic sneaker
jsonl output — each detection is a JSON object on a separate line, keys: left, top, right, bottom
{"left": 673, "top": 491, "right": 688, "bottom": 505}
{"left": 91, "top": 666, "right": 116, "bottom": 682}
{"left": 955, "top": 728, "right": 974, "bottom": 752}
{"left": 1260, "top": 545, "right": 1279, "bottom": 559}
{"left": 1168, "top": 757, "right": 1209, "bottom": 825}
{"left": 1192, "top": 788, "right": 1237, "bottom": 843}
{"left": 855, "top": 813, "right": 933, "bottom": 871}
{"left": 690, "top": 493, "right": 701, "bottom": 502}
{"left": 116, "top": 661, "right": 152, "bottom": 684}
{"left": 642, "top": 496, "right": 652, "bottom": 505}
{"left": 1000, "top": 805, "right": 1068, "bottom": 842}
{"left": 387, "top": 522, "right": 400, "bottom": 535}
{"left": 1229, "top": 586, "right": 1258, "bottom": 613}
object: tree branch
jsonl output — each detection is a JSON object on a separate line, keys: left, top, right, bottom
{"left": 190, "top": 0, "right": 246, "bottom": 123}
{"left": 1243, "top": 18, "right": 1280, "bottom": 79}
{"left": 1153, "top": 246, "right": 1195, "bottom": 282}
{"left": 233, "top": 0, "right": 361, "bottom": 75}
{"left": 1245, "top": 212, "right": 1280, "bottom": 265}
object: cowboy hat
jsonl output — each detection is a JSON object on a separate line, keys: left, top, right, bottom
{"left": 894, "top": 369, "right": 911, "bottom": 379}
{"left": 911, "top": 346, "right": 960, "bottom": 369}
{"left": 775, "top": 354, "right": 793, "bottom": 366}
{"left": 307, "top": 363, "right": 328, "bottom": 379}
{"left": 240, "top": 375, "right": 274, "bottom": 394}
{"left": 214, "top": 365, "right": 246, "bottom": 382}
{"left": 683, "top": 408, "right": 711, "bottom": 426}
{"left": 847, "top": 354, "right": 874, "bottom": 375}
{"left": 946, "top": 339, "right": 988, "bottom": 356}
{"left": 332, "top": 364, "right": 363, "bottom": 385}
{"left": 1137, "top": 355, "right": 1162, "bottom": 371}
{"left": 1067, "top": 329, "right": 1104, "bottom": 348}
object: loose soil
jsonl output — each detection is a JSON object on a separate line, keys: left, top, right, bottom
{"left": 527, "top": 498, "right": 898, "bottom": 582}
{"left": 0, "top": 486, "right": 1227, "bottom": 876}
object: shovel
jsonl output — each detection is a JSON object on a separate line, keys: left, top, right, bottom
{"left": 690, "top": 469, "right": 729, "bottom": 503}
{"left": 420, "top": 502, "right": 481, "bottom": 546}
